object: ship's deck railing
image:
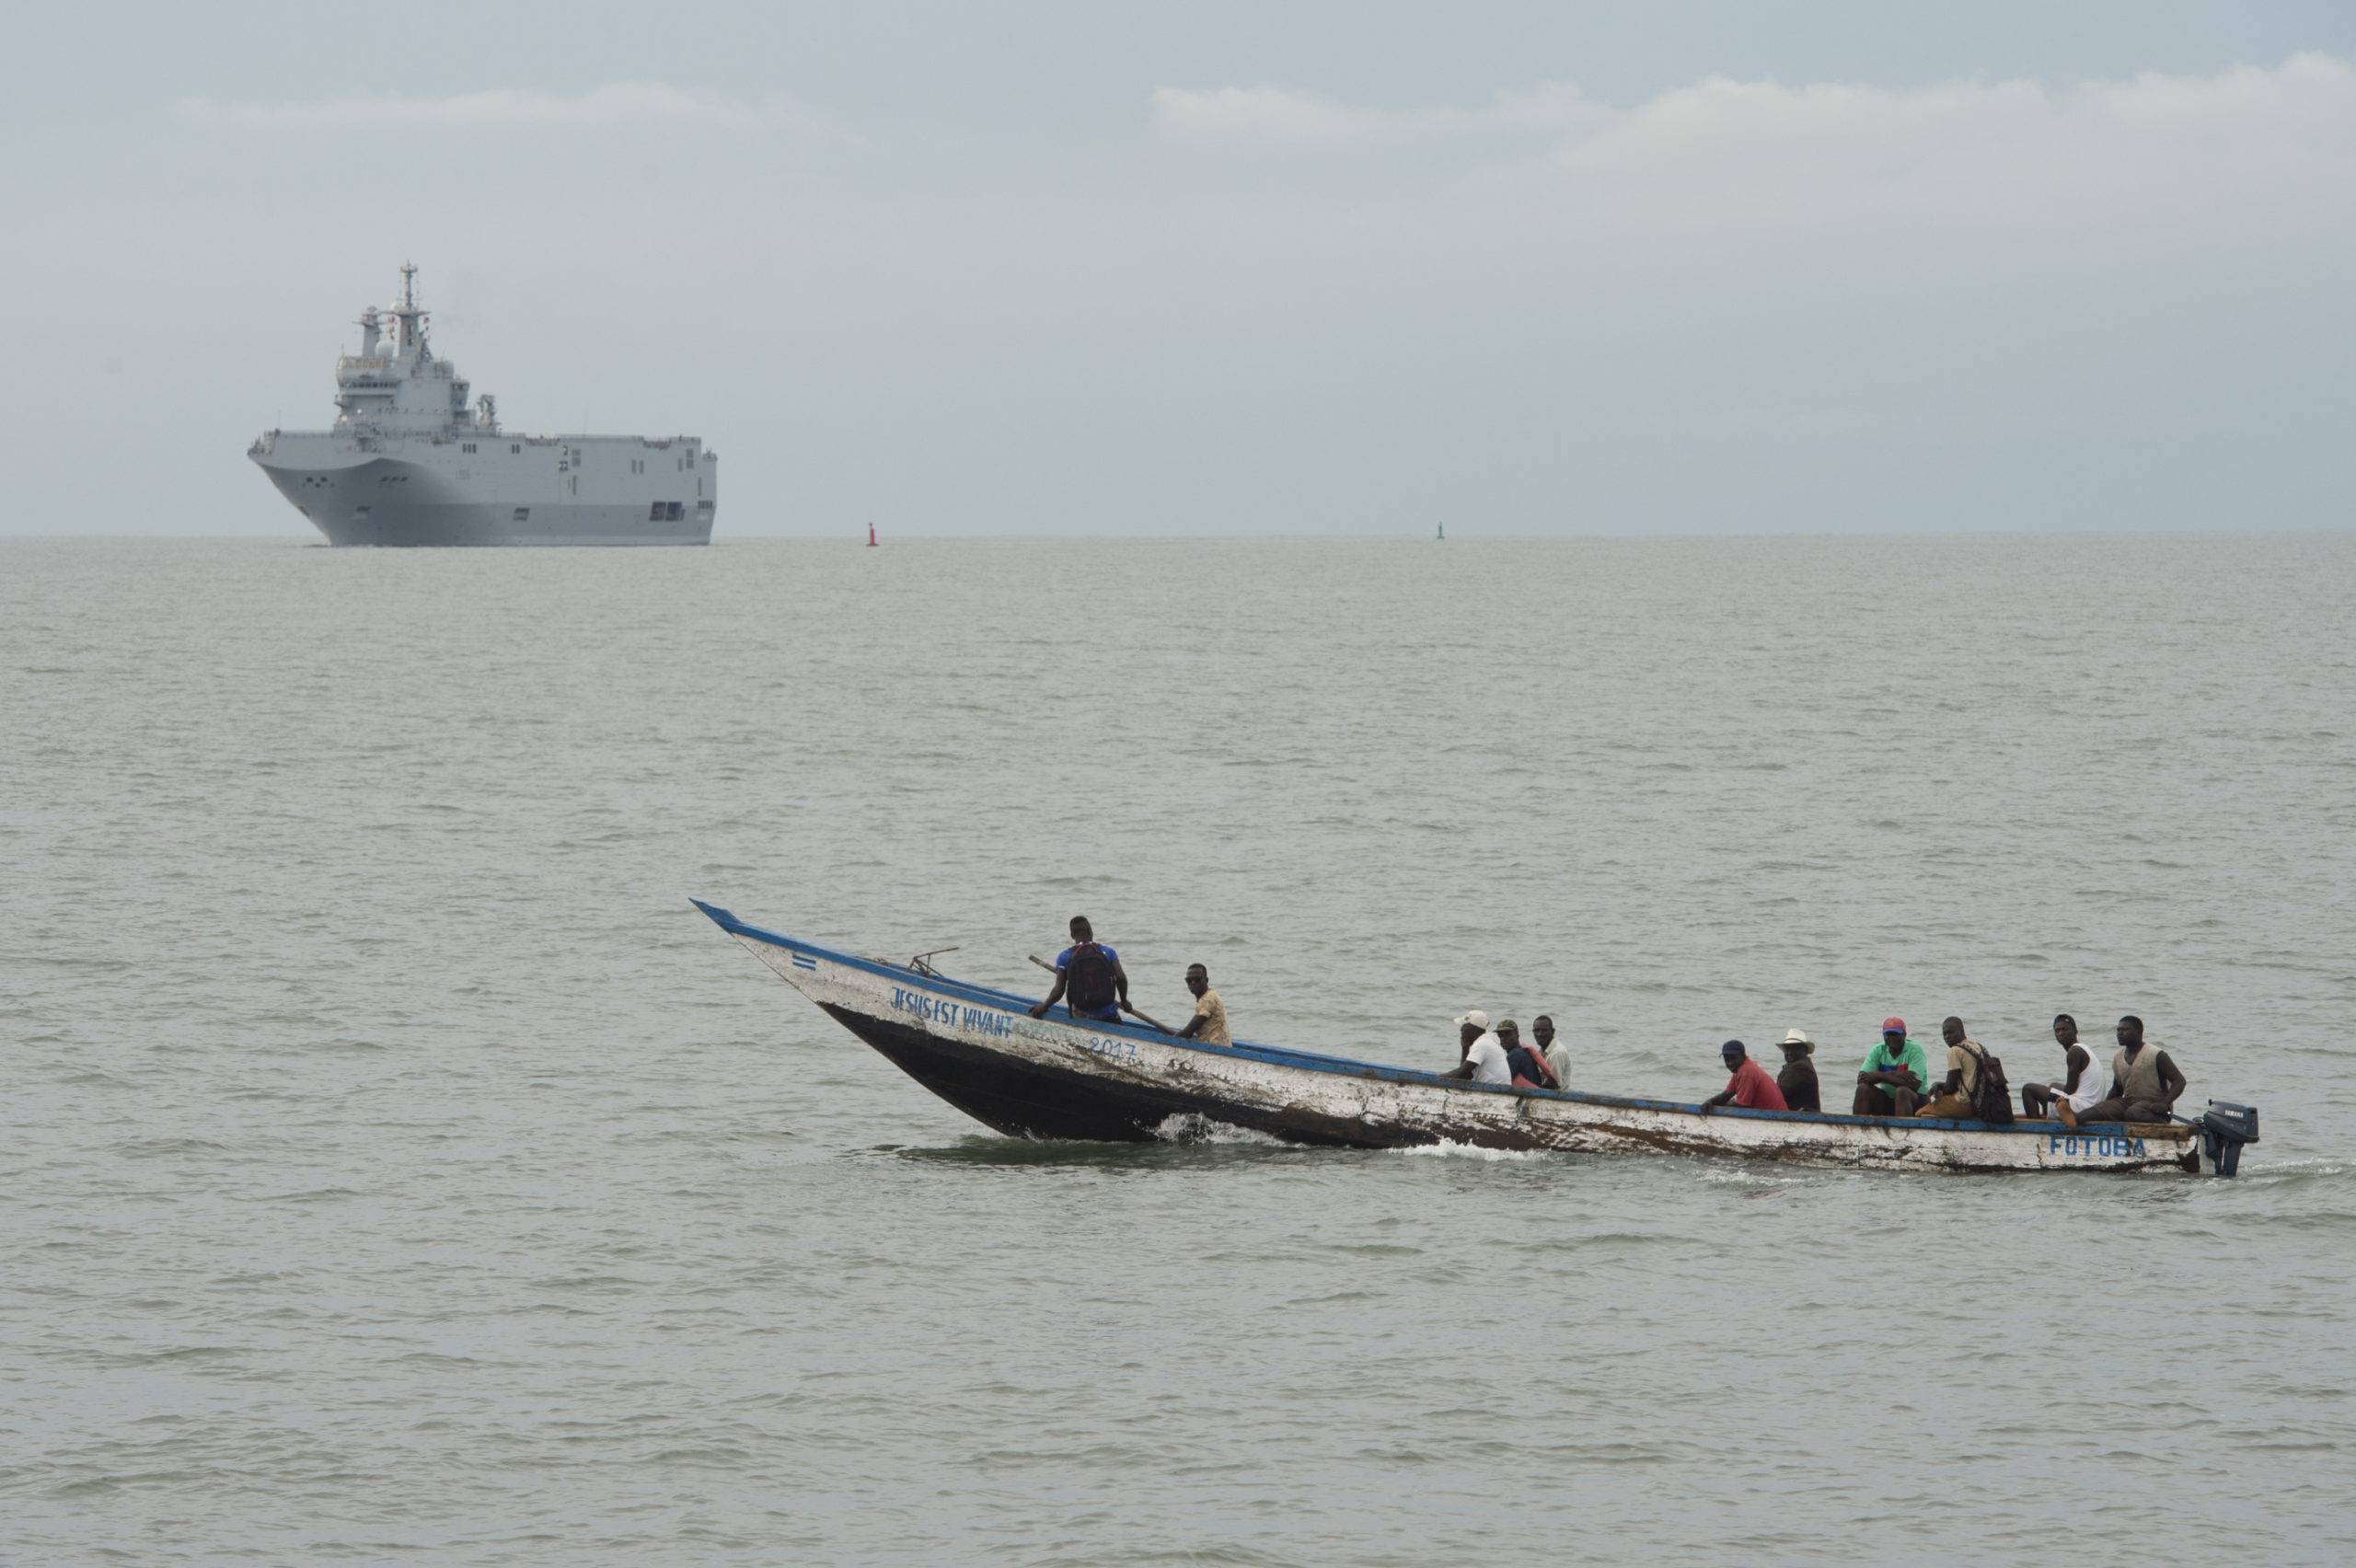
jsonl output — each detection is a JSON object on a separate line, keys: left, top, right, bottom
{"left": 334, "top": 355, "right": 456, "bottom": 378}
{"left": 254, "top": 428, "right": 715, "bottom": 455}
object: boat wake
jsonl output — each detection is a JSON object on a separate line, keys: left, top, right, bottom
{"left": 1150, "top": 1113, "right": 1287, "bottom": 1147}
{"left": 1397, "top": 1139, "right": 1553, "bottom": 1163}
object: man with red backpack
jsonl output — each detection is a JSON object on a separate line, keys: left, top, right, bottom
{"left": 1029, "top": 915, "right": 1132, "bottom": 1024}
{"left": 1496, "top": 1020, "right": 1558, "bottom": 1090}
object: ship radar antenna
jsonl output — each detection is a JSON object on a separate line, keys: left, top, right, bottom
{"left": 391, "top": 261, "right": 428, "bottom": 355}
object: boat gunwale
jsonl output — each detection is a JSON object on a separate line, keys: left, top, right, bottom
{"left": 692, "top": 903, "right": 2190, "bottom": 1147}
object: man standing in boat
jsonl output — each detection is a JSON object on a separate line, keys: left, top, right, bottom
{"left": 1030, "top": 916, "right": 1131, "bottom": 1024}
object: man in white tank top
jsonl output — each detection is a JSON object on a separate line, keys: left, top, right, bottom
{"left": 2021, "top": 1013, "right": 2106, "bottom": 1122}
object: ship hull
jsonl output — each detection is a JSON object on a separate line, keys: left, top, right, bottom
{"left": 306, "top": 499, "right": 710, "bottom": 548}
{"left": 250, "top": 438, "right": 715, "bottom": 547}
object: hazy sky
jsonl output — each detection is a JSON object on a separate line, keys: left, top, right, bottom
{"left": 8, "top": 2, "right": 2353, "bottom": 536}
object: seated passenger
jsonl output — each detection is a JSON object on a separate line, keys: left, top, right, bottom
{"left": 1497, "top": 1020, "right": 1558, "bottom": 1090}
{"left": 1173, "top": 963, "right": 1230, "bottom": 1046}
{"left": 1775, "top": 1029, "right": 1821, "bottom": 1113}
{"left": 2070, "top": 1016, "right": 2186, "bottom": 1125}
{"left": 1702, "top": 1040, "right": 1788, "bottom": 1113}
{"left": 1853, "top": 1017, "right": 1929, "bottom": 1116}
{"left": 2021, "top": 1013, "right": 2105, "bottom": 1123}
{"left": 1442, "top": 1010, "right": 1511, "bottom": 1086}
{"left": 1912, "top": 1016, "right": 1990, "bottom": 1118}
{"left": 1534, "top": 1014, "right": 1571, "bottom": 1090}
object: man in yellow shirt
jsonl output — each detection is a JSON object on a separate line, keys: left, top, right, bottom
{"left": 1174, "top": 963, "right": 1231, "bottom": 1046}
{"left": 1914, "top": 1015, "right": 1990, "bottom": 1119}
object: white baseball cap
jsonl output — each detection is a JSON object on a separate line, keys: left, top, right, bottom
{"left": 1453, "top": 1009, "right": 1489, "bottom": 1029}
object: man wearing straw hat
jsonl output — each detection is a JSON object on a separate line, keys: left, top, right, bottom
{"left": 1775, "top": 1029, "right": 1821, "bottom": 1113}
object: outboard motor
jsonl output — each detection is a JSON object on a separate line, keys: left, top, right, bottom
{"left": 2199, "top": 1101, "right": 2259, "bottom": 1177}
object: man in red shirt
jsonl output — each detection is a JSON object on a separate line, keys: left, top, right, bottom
{"left": 1701, "top": 1039, "right": 1789, "bottom": 1113}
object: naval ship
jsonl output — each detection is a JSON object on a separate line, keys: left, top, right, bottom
{"left": 248, "top": 264, "right": 716, "bottom": 546}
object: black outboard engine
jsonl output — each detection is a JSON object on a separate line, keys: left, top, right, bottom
{"left": 2199, "top": 1101, "right": 2259, "bottom": 1177}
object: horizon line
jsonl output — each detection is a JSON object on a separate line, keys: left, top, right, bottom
{"left": 8, "top": 525, "right": 2353, "bottom": 545}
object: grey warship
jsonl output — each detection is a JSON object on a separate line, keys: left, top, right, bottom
{"left": 249, "top": 264, "right": 716, "bottom": 546}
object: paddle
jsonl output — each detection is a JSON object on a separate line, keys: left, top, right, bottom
{"left": 1027, "top": 953, "right": 1173, "bottom": 1032}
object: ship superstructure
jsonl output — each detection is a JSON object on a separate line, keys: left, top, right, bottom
{"left": 249, "top": 264, "right": 717, "bottom": 545}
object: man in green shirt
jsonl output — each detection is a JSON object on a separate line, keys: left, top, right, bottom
{"left": 1853, "top": 1016, "right": 1930, "bottom": 1117}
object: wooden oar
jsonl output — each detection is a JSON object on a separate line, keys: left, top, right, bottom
{"left": 1026, "top": 954, "right": 1172, "bottom": 1032}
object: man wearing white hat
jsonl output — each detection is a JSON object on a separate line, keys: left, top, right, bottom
{"left": 1775, "top": 1029, "right": 1822, "bottom": 1113}
{"left": 1441, "top": 1010, "right": 1511, "bottom": 1086}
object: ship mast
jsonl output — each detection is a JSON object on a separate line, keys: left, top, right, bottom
{"left": 392, "top": 260, "right": 427, "bottom": 355}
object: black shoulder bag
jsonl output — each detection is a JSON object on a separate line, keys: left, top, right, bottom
{"left": 1967, "top": 1042, "right": 2015, "bottom": 1125}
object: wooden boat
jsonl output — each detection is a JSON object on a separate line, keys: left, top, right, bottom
{"left": 695, "top": 903, "right": 2255, "bottom": 1176}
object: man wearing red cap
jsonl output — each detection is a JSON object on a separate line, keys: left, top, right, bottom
{"left": 1853, "top": 1016, "right": 1931, "bottom": 1117}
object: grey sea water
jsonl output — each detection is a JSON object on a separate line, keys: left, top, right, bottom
{"left": 4, "top": 534, "right": 2353, "bottom": 1564}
